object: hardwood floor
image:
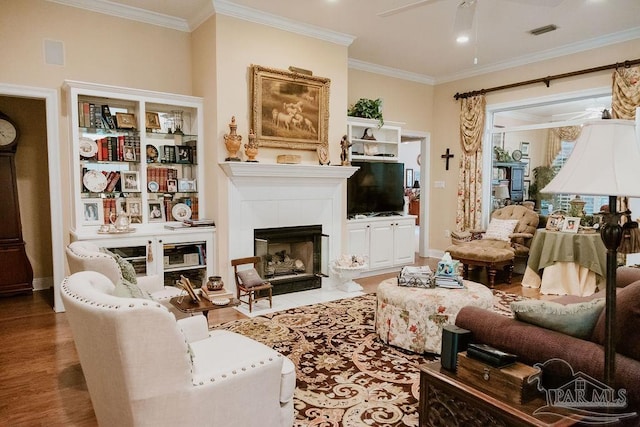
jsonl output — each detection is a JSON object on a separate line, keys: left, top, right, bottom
{"left": 0, "top": 257, "right": 539, "bottom": 426}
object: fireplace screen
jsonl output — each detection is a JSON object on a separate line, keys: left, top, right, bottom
{"left": 254, "top": 225, "right": 329, "bottom": 295}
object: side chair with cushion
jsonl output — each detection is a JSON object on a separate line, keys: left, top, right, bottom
{"left": 65, "top": 240, "right": 182, "bottom": 304}
{"left": 446, "top": 205, "right": 539, "bottom": 287}
{"left": 232, "top": 256, "right": 273, "bottom": 313}
{"left": 62, "top": 271, "right": 296, "bottom": 426}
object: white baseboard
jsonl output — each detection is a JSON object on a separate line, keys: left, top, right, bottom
{"left": 33, "top": 276, "right": 53, "bottom": 291}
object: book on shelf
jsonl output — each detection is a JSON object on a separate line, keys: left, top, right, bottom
{"left": 164, "top": 222, "right": 190, "bottom": 230}
{"left": 101, "top": 105, "right": 116, "bottom": 129}
{"left": 183, "top": 218, "right": 214, "bottom": 227}
{"left": 435, "top": 275, "right": 464, "bottom": 289}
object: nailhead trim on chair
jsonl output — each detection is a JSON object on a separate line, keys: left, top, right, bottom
{"left": 62, "top": 278, "right": 165, "bottom": 312}
{"left": 191, "top": 355, "right": 284, "bottom": 387}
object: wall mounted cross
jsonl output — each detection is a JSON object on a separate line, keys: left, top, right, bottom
{"left": 441, "top": 148, "right": 454, "bottom": 170}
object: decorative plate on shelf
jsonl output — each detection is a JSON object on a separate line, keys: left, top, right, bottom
{"left": 146, "top": 144, "right": 158, "bottom": 162}
{"left": 172, "top": 203, "right": 192, "bottom": 221}
{"left": 148, "top": 181, "right": 159, "bottom": 192}
{"left": 82, "top": 170, "right": 108, "bottom": 192}
{"left": 79, "top": 137, "right": 98, "bottom": 158}
{"left": 511, "top": 149, "right": 523, "bottom": 161}
{"left": 212, "top": 298, "right": 230, "bottom": 306}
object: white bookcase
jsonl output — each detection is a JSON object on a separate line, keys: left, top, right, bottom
{"left": 64, "top": 80, "right": 214, "bottom": 287}
{"left": 347, "top": 117, "right": 403, "bottom": 162}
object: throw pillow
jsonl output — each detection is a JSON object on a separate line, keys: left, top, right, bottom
{"left": 510, "top": 298, "right": 606, "bottom": 339}
{"left": 100, "top": 248, "right": 138, "bottom": 284}
{"left": 483, "top": 219, "right": 519, "bottom": 242}
{"left": 591, "top": 281, "right": 640, "bottom": 360}
{"left": 237, "top": 268, "right": 266, "bottom": 288}
{"left": 113, "top": 277, "right": 151, "bottom": 299}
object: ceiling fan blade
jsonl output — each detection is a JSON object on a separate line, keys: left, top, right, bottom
{"left": 377, "top": 0, "right": 444, "bottom": 18}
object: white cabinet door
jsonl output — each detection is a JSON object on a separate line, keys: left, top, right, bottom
{"left": 369, "top": 221, "right": 394, "bottom": 270}
{"left": 347, "top": 222, "right": 370, "bottom": 261}
{"left": 393, "top": 218, "right": 416, "bottom": 265}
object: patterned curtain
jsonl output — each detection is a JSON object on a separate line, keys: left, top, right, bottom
{"left": 456, "top": 95, "right": 485, "bottom": 232}
{"left": 545, "top": 126, "right": 582, "bottom": 166}
{"left": 612, "top": 66, "right": 640, "bottom": 119}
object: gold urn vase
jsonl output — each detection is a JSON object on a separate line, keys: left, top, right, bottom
{"left": 224, "top": 116, "right": 242, "bottom": 161}
{"left": 244, "top": 129, "right": 259, "bottom": 162}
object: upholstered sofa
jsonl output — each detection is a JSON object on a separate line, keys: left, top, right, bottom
{"left": 62, "top": 270, "right": 296, "bottom": 426}
{"left": 455, "top": 267, "right": 640, "bottom": 414}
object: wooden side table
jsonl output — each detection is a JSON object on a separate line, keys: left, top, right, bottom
{"left": 419, "top": 362, "right": 575, "bottom": 427}
{"left": 170, "top": 296, "right": 240, "bottom": 318}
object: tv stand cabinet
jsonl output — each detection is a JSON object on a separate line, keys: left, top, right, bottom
{"left": 347, "top": 215, "right": 416, "bottom": 274}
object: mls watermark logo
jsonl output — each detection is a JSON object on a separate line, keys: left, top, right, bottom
{"left": 529, "top": 359, "right": 637, "bottom": 425}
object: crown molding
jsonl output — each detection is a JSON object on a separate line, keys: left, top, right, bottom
{"left": 436, "top": 26, "right": 640, "bottom": 84}
{"left": 212, "top": 0, "right": 355, "bottom": 46}
{"left": 348, "top": 59, "right": 435, "bottom": 85}
{"left": 47, "top": 0, "right": 191, "bottom": 31}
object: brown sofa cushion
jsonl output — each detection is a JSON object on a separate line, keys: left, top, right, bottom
{"left": 591, "top": 280, "right": 640, "bottom": 361}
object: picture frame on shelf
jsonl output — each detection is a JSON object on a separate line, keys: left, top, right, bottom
{"left": 167, "top": 179, "right": 177, "bottom": 193}
{"left": 520, "top": 141, "right": 530, "bottom": 157}
{"left": 523, "top": 179, "right": 530, "bottom": 200}
{"left": 115, "top": 112, "right": 136, "bottom": 129}
{"left": 145, "top": 112, "right": 161, "bottom": 130}
{"left": 178, "top": 178, "right": 196, "bottom": 192}
{"left": 522, "top": 158, "right": 530, "bottom": 177}
{"left": 121, "top": 171, "right": 140, "bottom": 192}
{"left": 148, "top": 201, "right": 165, "bottom": 222}
{"left": 546, "top": 213, "right": 565, "bottom": 231}
{"left": 82, "top": 198, "right": 104, "bottom": 225}
{"left": 561, "top": 216, "right": 580, "bottom": 233}
{"left": 126, "top": 198, "right": 142, "bottom": 223}
{"left": 251, "top": 64, "right": 330, "bottom": 151}
{"left": 405, "top": 169, "right": 414, "bottom": 188}
{"left": 176, "top": 146, "right": 193, "bottom": 164}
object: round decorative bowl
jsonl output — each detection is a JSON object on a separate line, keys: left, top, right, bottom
{"left": 207, "top": 276, "right": 224, "bottom": 291}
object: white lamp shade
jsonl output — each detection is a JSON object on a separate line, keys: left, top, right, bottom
{"left": 542, "top": 119, "right": 640, "bottom": 197}
{"left": 494, "top": 185, "right": 510, "bottom": 200}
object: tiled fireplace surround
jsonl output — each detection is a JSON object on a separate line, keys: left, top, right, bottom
{"left": 221, "top": 162, "right": 358, "bottom": 292}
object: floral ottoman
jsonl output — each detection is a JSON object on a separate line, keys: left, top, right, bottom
{"left": 375, "top": 278, "right": 493, "bottom": 354}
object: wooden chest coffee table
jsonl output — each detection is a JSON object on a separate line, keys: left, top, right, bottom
{"left": 419, "top": 362, "right": 575, "bottom": 427}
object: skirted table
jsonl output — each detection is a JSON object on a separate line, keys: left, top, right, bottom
{"left": 522, "top": 229, "right": 607, "bottom": 296}
{"left": 375, "top": 278, "right": 493, "bottom": 354}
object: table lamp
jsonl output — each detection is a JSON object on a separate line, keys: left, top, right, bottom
{"left": 494, "top": 185, "right": 510, "bottom": 208}
{"left": 541, "top": 118, "right": 640, "bottom": 386}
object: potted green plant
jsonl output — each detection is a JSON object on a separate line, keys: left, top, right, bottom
{"left": 347, "top": 98, "right": 384, "bottom": 127}
{"left": 529, "top": 165, "right": 556, "bottom": 209}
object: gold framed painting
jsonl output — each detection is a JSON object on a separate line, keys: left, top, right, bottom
{"left": 251, "top": 64, "right": 330, "bottom": 151}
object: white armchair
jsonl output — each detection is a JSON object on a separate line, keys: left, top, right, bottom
{"left": 65, "top": 241, "right": 181, "bottom": 302}
{"left": 61, "top": 271, "right": 296, "bottom": 427}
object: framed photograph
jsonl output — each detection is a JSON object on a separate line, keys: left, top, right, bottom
{"left": 115, "top": 112, "right": 136, "bottom": 129}
{"left": 148, "top": 201, "right": 165, "bottom": 222}
{"left": 178, "top": 178, "right": 196, "bottom": 192}
{"left": 405, "top": 168, "right": 414, "bottom": 188}
{"left": 82, "top": 198, "right": 104, "bottom": 225}
{"left": 492, "top": 132, "right": 504, "bottom": 150}
{"left": 251, "top": 64, "right": 330, "bottom": 151}
{"left": 520, "top": 141, "right": 530, "bottom": 157}
{"left": 176, "top": 146, "right": 193, "bottom": 164}
{"left": 561, "top": 216, "right": 580, "bottom": 233}
{"left": 167, "top": 179, "right": 177, "bottom": 193}
{"left": 546, "top": 213, "right": 565, "bottom": 231}
{"left": 121, "top": 171, "right": 140, "bottom": 192}
{"left": 522, "top": 158, "right": 530, "bottom": 177}
{"left": 145, "top": 112, "right": 161, "bottom": 130}
{"left": 523, "top": 179, "right": 531, "bottom": 200}
{"left": 126, "top": 198, "right": 142, "bottom": 223}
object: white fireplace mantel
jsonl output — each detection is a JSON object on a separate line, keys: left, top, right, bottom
{"left": 221, "top": 162, "right": 358, "bottom": 290}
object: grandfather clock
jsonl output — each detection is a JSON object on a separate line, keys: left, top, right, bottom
{"left": 0, "top": 111, "right": 33, "bottom": 295}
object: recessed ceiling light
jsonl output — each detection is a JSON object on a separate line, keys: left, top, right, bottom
{"left": 529, "top": 24, "right": 558, "bottom": 36}
{"left": 457, "top": 35, "right": 470, "bottom": 44}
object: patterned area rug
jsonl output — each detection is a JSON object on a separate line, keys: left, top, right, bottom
{"left": 215, "top": 290, "right": 528, "bottom": 427}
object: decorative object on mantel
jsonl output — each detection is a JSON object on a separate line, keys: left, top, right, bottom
{"left": 276, "top": 154, "right": 301, "bottom": 164}
{"left": 244, "top": 129, "right": 259, "bottom": 162}
{"left": 316, "top": 143, "right": 330, "bottom": 165}
{"left": 251, "top": 64, "right": 330, "bottom": 151}
{"left": 340, "top": 135, "right": 352, "bottom": 166}
{"left": 223, "top": 116, "right": 242, "bottom": 161}
{"left": 347, "top": 98, "right": 384, "bottom": 128}
{"left": 441, "top": 148, "right": 455, "bottom": 170}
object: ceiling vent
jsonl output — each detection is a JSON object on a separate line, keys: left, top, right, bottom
{"left": 529, "top": 24, "right": 558, "bottom": 36}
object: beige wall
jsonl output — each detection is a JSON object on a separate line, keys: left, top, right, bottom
{"left": 193, "top": 14, "right": 350, "bottom": 279}
{"left": 431, "top": 39, "right": 640, "bottom": 251}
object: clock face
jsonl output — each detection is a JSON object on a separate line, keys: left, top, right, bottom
{"left": 512, "top": 149, "right": 523, "bottom": 161}
{"left": 0, "top": 118, "right": 18, "bottom": 146}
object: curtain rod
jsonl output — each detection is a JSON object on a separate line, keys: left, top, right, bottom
{"left": 453, "top": 58, "right": 640, "bottom": 100}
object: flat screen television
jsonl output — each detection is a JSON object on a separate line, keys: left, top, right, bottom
{"left": 347, "top": 161, "right": 405, "bottom": 217}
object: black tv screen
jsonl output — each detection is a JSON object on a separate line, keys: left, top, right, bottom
{"left": 347, "top": 161, "right": 405, "bottom": 217}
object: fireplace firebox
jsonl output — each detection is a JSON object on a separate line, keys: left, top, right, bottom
{"left": 254, "top": 225, "right": 328, "bottom": 295}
